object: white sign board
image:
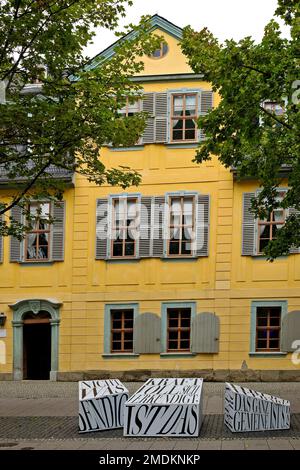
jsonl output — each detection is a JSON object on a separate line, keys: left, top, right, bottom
{"left": 79, "top": 379, "right": 128, "bottom": 433}
{"left": 224, "top": 382, "right": 290, "bottom": 433}
{"left": 124, "top": 378, "right": 203, "bottom": 437}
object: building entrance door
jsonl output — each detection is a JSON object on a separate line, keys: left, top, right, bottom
{"left": 23, "top": 312, "right": 51, "bottom": 380}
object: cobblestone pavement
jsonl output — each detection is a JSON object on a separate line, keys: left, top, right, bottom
{"left": 0, "top": 381, "right": 300, "bottom": 450}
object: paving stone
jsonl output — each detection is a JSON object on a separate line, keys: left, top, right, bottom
{"left": 289, "top": 439, "right": 300, "bottom": 450}
{"left": 149, "top": 440, "right": 176, "bottom": 450}
{"left": 173, "top": 440, "right": 199, "bottom": 450}
{"left": 267, "top": 439, "right": 294, "bottom": 450}
{"left": 244, "top": 439, "right": 269, "bottom": 450}
{"left": 126, "top": 441, "right": 153, "bottom": 451}
{"left": 197, "top": 440, "right": 222, "bottom": 450}
{"left": 221, "top": 440, "right": 245, "bottom": 450}
{"left": 104, "top": 439, "right": 130, "bottom": 450}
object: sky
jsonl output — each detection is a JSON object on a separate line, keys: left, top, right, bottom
{"left": 85, "top": 0, "right": 289, "bottom": 59}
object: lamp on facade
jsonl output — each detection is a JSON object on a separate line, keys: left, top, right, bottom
{"left": 0, "top": 313, "right": 7, "bottom": 327}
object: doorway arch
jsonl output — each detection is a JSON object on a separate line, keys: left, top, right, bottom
{"left": 10, "top": 299, "right": 61, "bottom": 381}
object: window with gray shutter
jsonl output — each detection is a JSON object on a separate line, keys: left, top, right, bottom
{"left": 142, "top": 92, "right": 168, "bottom": 144}
{"left": 198, "top": 90, "right": 213, "bottom": 141}
{"left": 288, "top": 207, "right": 300, "bottom": 254}
{"left": 153, "top": 196, "right": 165, "bottom": 257}
{"left": 196, "top": 194, "right": 210, "bottom": 257}
{"left": 191, "top": 312, "right": 220, "bottom": 353}
{"left": 142, "top": 93, "right": 155, "bottom": 144}
{"left": 134, "top": 312, "right": 161, "bottom": 353}
{"left": 140, "top": 197, "right": 152, "bottom": 258}
{"left": 155, "top": 93, "right": 168, "bottom": 143}
{"left": 0, "top": 214, "right": 3, "bottom": 263}
{"left": 281, "top": 311, "right": 300, "bottom": 352}
{"left": 200, "top": 91, "right": 213, "bottom": 114}
{"left": 95, "top": 198, "right": 108, "bottom": 259}
{"left": 242, "top": 192, "right": 256, "bottom": 256}
{"left": 51, "top": 201, "right": 65, "bottom": 261}
{"left": 10, "top": 205, "right": 22, "bottom": 262}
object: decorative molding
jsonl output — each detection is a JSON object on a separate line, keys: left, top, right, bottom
{"left": 10, "top": 298, "right": 61, "bottom": 381}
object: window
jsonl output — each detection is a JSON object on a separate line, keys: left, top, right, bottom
{"left": 167, "top": 308, "right": 191, "bottom": 352}
{"left": 111, "top": 198, "right": 138, "bottom": 258}
{"left": 149, "top": 42, "right": 169, "bottom": 59}
{"left": 256, "top": 306, "right": 281, "bottom": 352}
{"left": 258, "top": 208, "right": 286, "bottom": 253}
{"left": 111, "top": 309, "right": 134, "bottom": 353}
{"left": 25, "top": 202, "right": 51, "bottom": 261}
{"left": 263, "top": 100, "right": 285, "bottom": 117}
{"left": 257, "top": 191, "right": 286, "bottom": 253}
{"left": 171, "top": 93, "right": 198, "bottom": 142}
{"left": 119, "top": 98, "right": 141, "bottom": 117}
{"left": 168, "top": 196, "right": 195, "bottom": 256}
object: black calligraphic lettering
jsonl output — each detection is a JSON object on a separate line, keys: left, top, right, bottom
{"left": 233, "top": 412, "right": 241, "bottom": 431}
{"left": 143, "top": 405, "right": 167, "bottom": 434}
{"left": 134, "top": 405, "right": 149, "bottom": 434}
{"left": 158, "top": 406, "right": 184, "bottom": 435}
{"left": 89, "top": 400, "right": 107, "bottom": 429}
{"left": 126, "top": 406, "right": 133, "bottom": 435}
{"left": 101, "top": 396, "right": 114, "bottom": 427}
{"left": 186, "top": 405, "right": 198, "bottom": 435}
{"left": 78, "top": 412, "right": 87, "bottom": 432}
{"left": 80, "top": 401, "right": 96, "bottom": 430}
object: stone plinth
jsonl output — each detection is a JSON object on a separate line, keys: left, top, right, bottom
{"left": 124, "top": 378, "right": 203, "bottom": 437}
{"left": 224, "top": 382, "right": 290, "bottom": 433}
{"left": 79, "top": 379, "right": 128, "bottom": 433}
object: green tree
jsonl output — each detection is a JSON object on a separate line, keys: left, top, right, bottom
{"left": 0, "top": 0, "right": 159, "bottom": 238}
{"left": 181, "top": 0, "right": 300, "bottom": 260}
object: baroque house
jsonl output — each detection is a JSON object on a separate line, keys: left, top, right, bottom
{"left": 0, "top": 15, "right": 299, "bottom": 381}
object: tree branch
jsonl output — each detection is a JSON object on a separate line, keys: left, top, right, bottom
{"left": 0, "top": 159, "right": 52, "bottom": 215}
{"left": 259, "top": 104, "right": 293, "bottom": 131}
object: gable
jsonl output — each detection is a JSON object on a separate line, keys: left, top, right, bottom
{"left": 87, "top": 15, "right": 192, "bottom": 77}
{"left": 136, "top": 28, "right": 192, "bottom": 77}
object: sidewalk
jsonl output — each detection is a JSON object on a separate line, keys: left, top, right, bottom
{"left": 0, "top": 381, "right": 299, "bottom": 450}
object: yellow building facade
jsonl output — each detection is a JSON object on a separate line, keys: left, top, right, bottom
{"left": 0, "top": 16, "right": 299, "bottom": 381}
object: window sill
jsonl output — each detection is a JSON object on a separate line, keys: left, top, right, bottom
{"left": 102, "top": 354, "right": 140, "bottom": 359}
{"left": 161, "top": 257, "right": 198, "bottom": 262}
{"left": 19, "top": 261, "right": 54, "bottom": 266}
{"left": 105, "top": 258, "right": 140, "bottom": 263}
{"left": 251, "top": 255, "right": 288, "bottom": 260}
{"left": 249, "top": 352, "right": 287, "bottom": 357}
{"left": 160, "top": 353, "right": 196, "bottom": 358}
{"left": 109, "top": 145, "right": 144, "bottom": 152}
{"left": 166, "top": 143, "right": 198, "bottom": 149}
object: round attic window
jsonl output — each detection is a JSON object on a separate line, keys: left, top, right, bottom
{"left": 149, "top": 42, "right": 169, "bottom": 59}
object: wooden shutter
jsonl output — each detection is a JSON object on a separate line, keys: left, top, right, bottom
{"left": 242, "top": 192, "right": 256, "bottom": 256}
{"left": 288, "top": 207, "right": 300, "bottom": 254}
{"left": 10, "top": 205, "right": 22, "bottom": 262}
{"left": 196, "top": 194, "right": 210, "bottom": 257}
{"left": 281, "top": 311, "right": 300, "bottom": 352}
{"left": 198, "top": 90, "right": 213, "bottom": 140}
{"left": 155, "top": 93, "right": 168, "bottom": 143}
{"left": 95, "top": 198, "right": 108, "bottom": 259}
{"left": 0, "top": 214, "right": 3, "bottom": 263}
{"left": 152, "top": 196, "right": 165, "bottom": 258}
{"left": 200, "top": 91, "right": 213, "bottom": 114}
{"left": 134, "top": 312, "right": 161, "bottom": 354}
{"left": 192, "top": 312, "right": 220, "bottom": 353}
{"left": 140, "top": 196, "right": 152, "bottom": 258}
{"left": 51, "top": 201, "right": 65, "bottom": 261}
{"left": 142, "top": 93, "right": 155, "bottom": 144}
